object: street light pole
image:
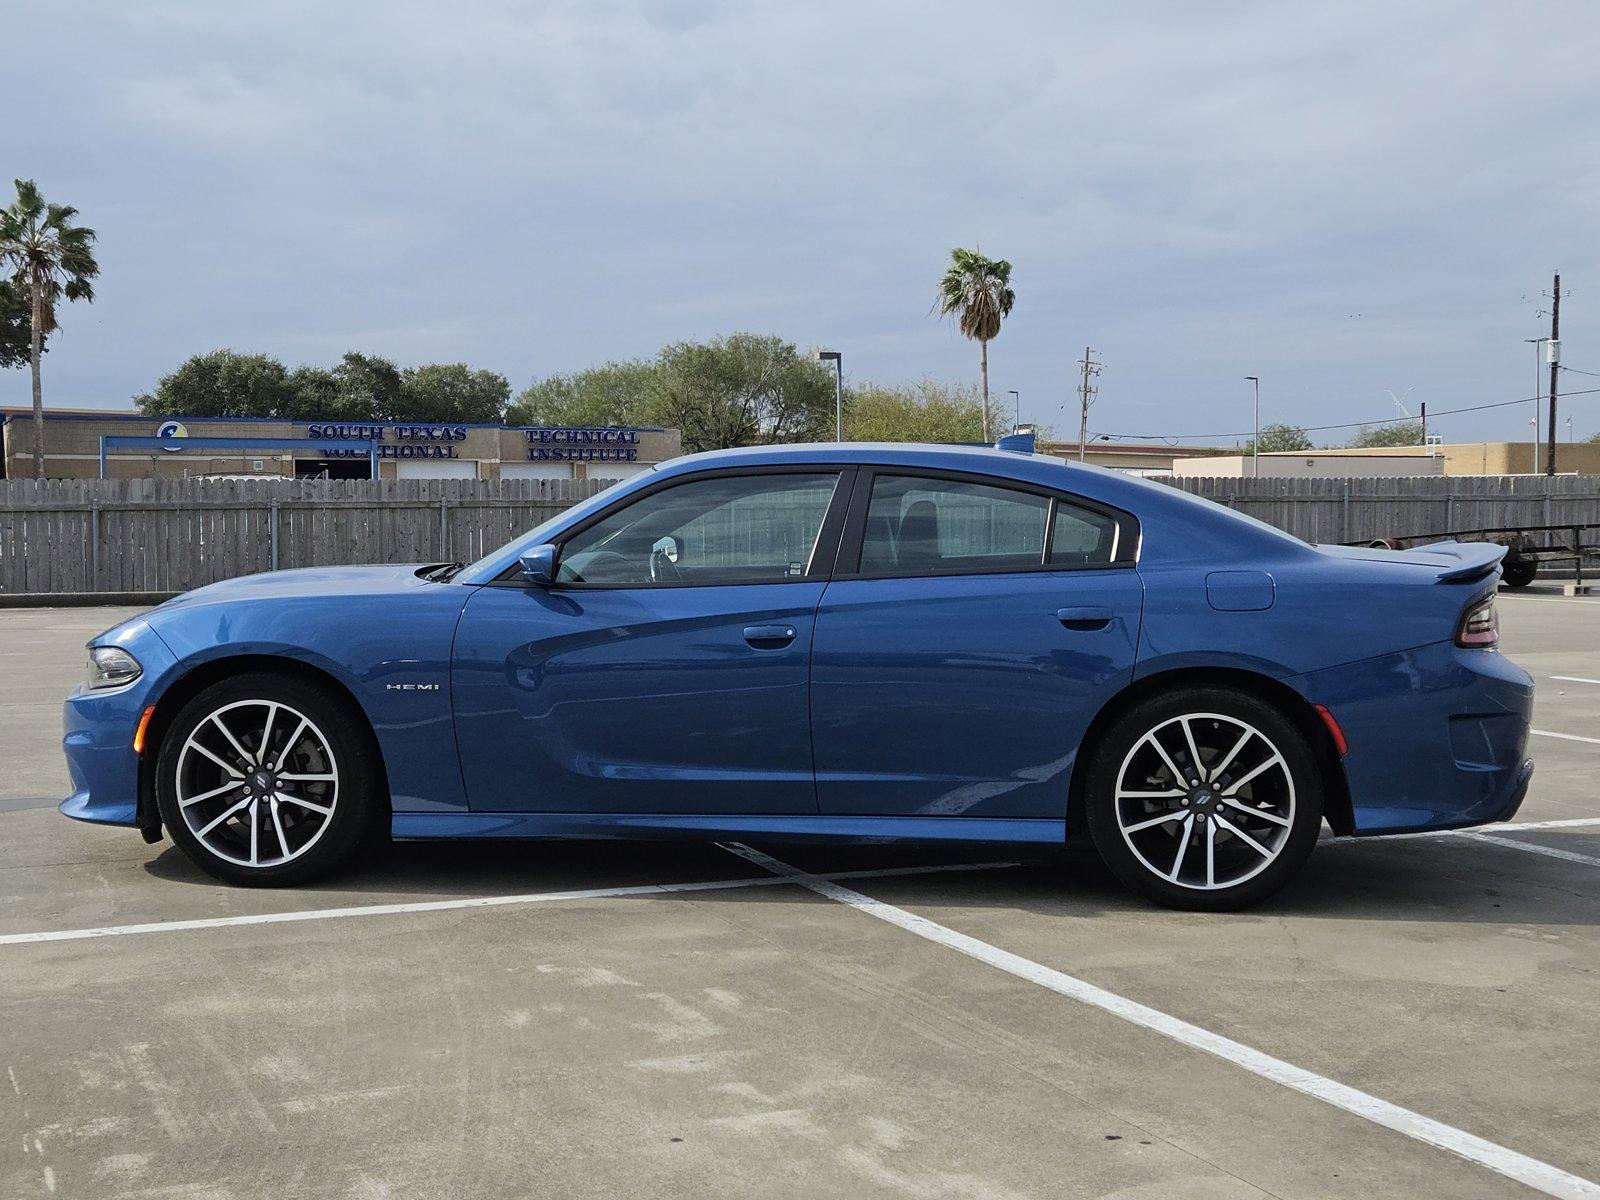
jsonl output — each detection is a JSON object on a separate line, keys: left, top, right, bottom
{"left": 817, "top": 350, "right": 843, "bottom": 441}
{"left": 1244, "top": 376, "right": 1260, "bottom": 478}
{"left": 1525, "top": 338, "right": 1548, "bottom": 474}
{"left": 1006, "top": 390, "right": 1020, "bottom": 434}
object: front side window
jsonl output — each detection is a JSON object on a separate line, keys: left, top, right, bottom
{"left": 859, "top": 475, "right": 1049, "bottom": 575}
{"left": 557, "top": 472, "right": 840, "bottom": 586}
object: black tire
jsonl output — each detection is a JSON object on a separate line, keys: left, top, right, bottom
{"left": 155, "top": 671, "right": 384, "bottom": 887}
{"left": 1501, "top": 556, "right": 1537, "bottom": 588}
{"left": 1083, "top": 687, "right": 1324, "bottom": 911}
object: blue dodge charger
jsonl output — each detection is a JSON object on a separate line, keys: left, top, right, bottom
{"left": 63, "top": 444, "right": 1534, "bottom": 909}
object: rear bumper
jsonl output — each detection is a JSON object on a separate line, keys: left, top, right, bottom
{"left": 1295, "top": 641, "right": 1534, "bottom": 835}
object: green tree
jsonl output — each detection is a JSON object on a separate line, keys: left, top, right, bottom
{"left": 135, "top": 350, "right": 295, "bottom": 417}
{"left": 936, "top": 247, "right": 1015, "bottom": 442}
{"left": 280, "top": 364, "right": 341, "bottom": 420}
{"left": 844, "top": 379, "right": 985, "bottom": 443}
{"left": 0, "top": 279, "right": 34, "bottom": 370}
{"left": 1245, "top": 423, "right": 1314, "bottom": 453}
{"left": 652, "top": 333, "right": 834, "bottom": 452}
{"left": 508, "top": 360, "right": 658, "bottom": 427}
{"left": 336, "top": 352, "right": 404, "bottom": 419}
{"left": 0, "top": 179, "right": 99, "bottom": 477}
{"left": 398, "top": 363, "right": 511, "bottom": 422}
{"left": 1348, "top": 421, "right": 1423, "bottom": 448}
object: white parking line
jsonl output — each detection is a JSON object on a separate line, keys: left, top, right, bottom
{"left": 1491, "top": 816, "right": 1600, "bottom": 832}
{"left": 1451, "top": 832, "right": 1600, "bottom": 868}
{"left": 1532, "top": 728, "right": 1600, "bottom": 746}
{"left": 719, "top": 842, "right": 1600, "bottom": 1200}
{"left": 1550, "top": 676, "right": 1600, "bottom": 686}
{"left": 0, "top": 860, "right": 1018, "bottom": 947}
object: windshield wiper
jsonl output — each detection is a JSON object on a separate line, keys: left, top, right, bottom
{"left": 425, "top": 562, "right": 466, "bottom": 582}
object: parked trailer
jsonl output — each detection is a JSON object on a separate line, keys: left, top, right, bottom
{"left": 1361, "top": 521, "right": 1600, "bottom": 589}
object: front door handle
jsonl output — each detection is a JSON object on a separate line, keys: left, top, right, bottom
{"left": 1056, "top": 606, "right": 1114, "bottom": 631}
{"left": 743, "top": 624, "right": 798, "bottom": 648}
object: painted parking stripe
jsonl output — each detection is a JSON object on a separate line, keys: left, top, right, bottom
{"left": 1451, "top": 832, "right": 1600, "bottom": 868}
{"left": 720, "top": 842, "right": 1600, "bottom": 1200}
{"left": 1487, "top": 816, "right": 1600, "bottom": 832}
{"left": 0, "top": 861, "right": 1017, "bottom": 947}
{"left": 1550, "top": 676, "right": 1600, "bottom": 686}
{"left": 1532, "top": 728, "right": 1600, "bottom": 746}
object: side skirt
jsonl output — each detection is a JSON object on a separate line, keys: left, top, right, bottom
{"left": 391, "top": 812, "right": 1068, "bottom": 846}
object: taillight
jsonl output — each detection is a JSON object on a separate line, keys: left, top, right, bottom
{"left": 1456, "top": 594, "right": 1499, "bottom": 648}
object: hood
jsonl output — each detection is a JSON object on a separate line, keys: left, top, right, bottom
{"left": 152, "top": 563, "right": 458, "bottom": 612}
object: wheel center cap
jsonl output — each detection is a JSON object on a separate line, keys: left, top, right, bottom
{"left": 251, "top": 770, "right": 273, "bottom": 793}
{"left": 1192, "top": 788, "right": 1215, "bottom": 810}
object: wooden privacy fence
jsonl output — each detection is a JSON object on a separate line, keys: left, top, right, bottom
{"left": 1157, "top": 474, "right": 1600, "bottom": 545}
{"left": 5, "top": 472, "right": 1600, "bottom": 596}
{"left": 0, "top": 477, "right": 612, "bottom": 595}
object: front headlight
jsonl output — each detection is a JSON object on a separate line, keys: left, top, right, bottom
{"left": 86, "top": 646, "right": 143, "bottom": 690}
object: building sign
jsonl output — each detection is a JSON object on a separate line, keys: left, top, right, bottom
{"left": 309, "top": 423, "right": 469, "bottom": 460}
{"left": 156, "top": 420, "right": 188, "bottom": 450}
{"left": 525, "top": 428, "right": 642, "bottom": 462}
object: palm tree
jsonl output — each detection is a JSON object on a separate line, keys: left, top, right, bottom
{"left": 0, "top": 180, "right": 99, "bottom": 478}
{"left": 936, "top": 247, "right": 1014, "bottom": 442}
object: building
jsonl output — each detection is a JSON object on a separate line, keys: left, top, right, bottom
{"left": 1, "top": 409, "right": 683, "bottom": 481}
{"left": 1301, "top": 442, "right": 1600, "bottom": 476}
{"left": 1171, "top": 452, "right": 1444, "bottom": 478}
{"left": 1037, "top": 441, "right": 1237, "bottom": 475}
{"left": 1048, "top": 438, "right": 1600, "bottom": 478}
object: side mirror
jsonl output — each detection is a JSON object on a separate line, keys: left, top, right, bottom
{"left": 517, "top": 543, "right": 558, "bottom": 587}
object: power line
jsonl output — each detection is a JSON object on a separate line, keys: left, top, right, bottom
{"left": 1090, "top": 386, "right": 1600, "bottom": 444}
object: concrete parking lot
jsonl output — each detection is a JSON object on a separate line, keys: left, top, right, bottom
{"left": 3, "top": 592, "right": 1599, "bottom": 1199}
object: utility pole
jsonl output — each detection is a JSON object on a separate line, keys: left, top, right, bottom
{"left": 1420, "top": 401, "right": 1427, "bottom": 448}
{"left": 1244, "top": 376, "right": 1260, "bottom": 478}
{"left": 1546, "top": 273, "right": 1561, "bottom": 476}
{"left": 1076, "top": 347, "right": 1101, "bottom": 462}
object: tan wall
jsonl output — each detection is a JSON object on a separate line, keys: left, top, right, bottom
{"left": 1173, "top": 453, "right": 1445, "bottom": 478}
{"left": 1304, "top": 442, "right": 1600, "bottom": 475}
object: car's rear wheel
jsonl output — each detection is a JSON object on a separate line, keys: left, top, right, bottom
{"left": 155, "top": 672, "right": 382, "bottom": 886}
{"left": 1084, "top": 687, "right": 1323, "bottom": 910}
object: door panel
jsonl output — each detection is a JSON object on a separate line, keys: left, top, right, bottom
{"left": 810, "top": 570, "right": 1142, "bottom": 819}
{"left": 453, "top": 582, "right": 825, "bottom": 813}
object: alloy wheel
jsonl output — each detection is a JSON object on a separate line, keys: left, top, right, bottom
{"left": 1113, "top": 711, "right": 1296, "bottom": 891}
{"left": 174, "top": 699, "right": 340, "bottom": 868}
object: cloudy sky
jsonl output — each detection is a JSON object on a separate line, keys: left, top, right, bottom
{"left": 7, "top": 1, "right": 1600, "bottom": 445}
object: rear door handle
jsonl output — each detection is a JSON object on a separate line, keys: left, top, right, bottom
{"left": 1056, "top": 607, "right": 1114, "bottom": 631}
{"left": 744, "top": 624, "right": 798, "bottom": 648}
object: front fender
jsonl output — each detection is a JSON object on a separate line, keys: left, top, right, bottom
{"left": 143, "top": 590, "right": 472, "bottom": 813}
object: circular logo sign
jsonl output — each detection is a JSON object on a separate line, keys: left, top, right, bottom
{"left": 156, "top": 420, "right": 188, "bottom": 450}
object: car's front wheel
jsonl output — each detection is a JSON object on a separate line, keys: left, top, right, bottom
{"left": 1084, "top": 688, "right": 1324, "bottom": 910}
{"left": 155, "top": 672, "right": 382, "bottom": 886}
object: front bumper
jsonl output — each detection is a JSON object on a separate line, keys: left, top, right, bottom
{"left": 1296, "top": 640, "right": 1535, "bottom": 835}
{"left": 60, "top": 620, "right": 177, "bottom": 829}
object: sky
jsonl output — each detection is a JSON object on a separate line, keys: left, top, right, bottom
{"left": 6, "top": 0, "right": 1600, "bottom": 446}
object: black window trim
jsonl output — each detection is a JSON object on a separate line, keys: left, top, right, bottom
{"left": 833, "top": 466, "right": 1140, "bottom": 582}
{"left": 491, "top": 464, "right": 861, "bottom": 591}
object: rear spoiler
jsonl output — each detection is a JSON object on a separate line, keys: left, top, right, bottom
{"left": 1411, "top": 540, "right": 1507, "bottom": 583}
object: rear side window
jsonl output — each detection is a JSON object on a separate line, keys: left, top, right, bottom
{"left": 859, "top": 475, "right": 1049, "bottom": 575}
{"left": 1049, "top": 502, "right": 1118, "bottom": 565}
